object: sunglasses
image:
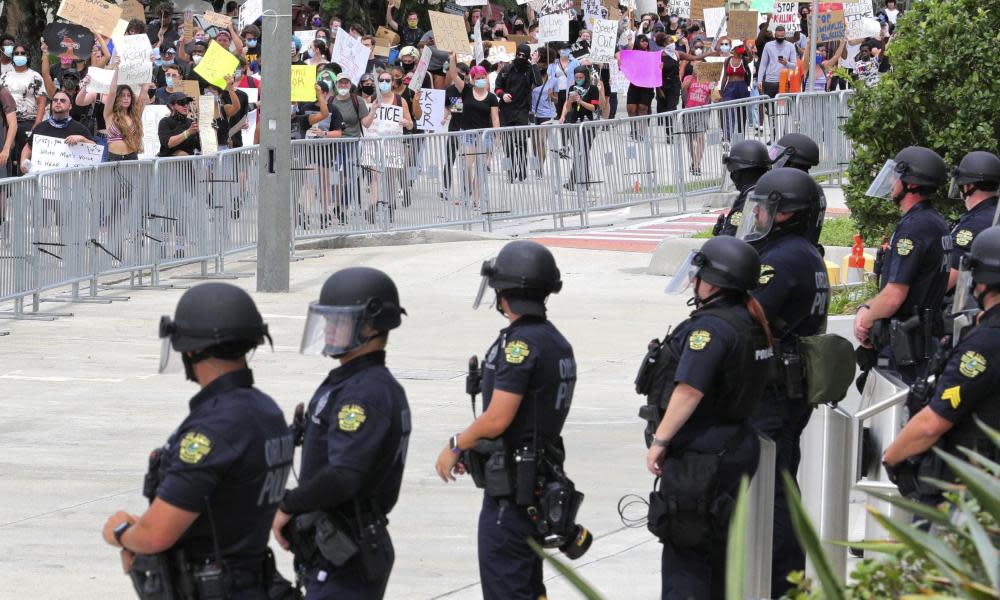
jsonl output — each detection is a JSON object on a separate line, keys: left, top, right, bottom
{"left": 378, "top": 78, "right": 392, "bottom": 83}
{"left": 13, "top": 51, "right": 27, "bottom": 56}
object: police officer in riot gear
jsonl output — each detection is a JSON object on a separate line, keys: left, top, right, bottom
{"left": 273, "top": 267, "right": 410, "bottom": 599}
{"left": 645, "top": 236, "right": 774, "bottom": 599}
{"left": 435, "top": 240, "right": 589, "bottom": 600}
{"left": 883, "top": 226, "right": 1000, "bottom": 497}
{"left": 102, "top": 282, "right": 293, "bottom": 600}
{"left": 946, "top": 151, "right": 1000, "bottom": 293}
{"left": 769, "top": 132, "right": 821, "bottom": 172}
{"left": 713, "top": 139, "right": 771, "bottom": 237}
{"left": 855, "top": 146, "right": 951, "bottom": 387}
{"left": 735, "top": 167, "right": 829, "bottom": 596}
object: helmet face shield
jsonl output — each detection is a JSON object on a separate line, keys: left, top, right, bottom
{"left": 865, "top": 159, "right": 901, "bottom": 199}
{"left": 768, "top": 144, "right": 791, "bottom": 168}
{"left": 300, "top": 303, "right": 371, "bottom": 357}
{"left": 472, "top": 258, "right": 495, "bottom": 309}
{"left": 952, "top": 258, "right": 976, "bottom": 314}
{"left": 158, "top": 316, "right": 182, "bottom": 374}
{"left": 948, "top": 167, "right": 963, "bottom": 200}
{"left": 665, "top": 250, "right": 703, "bottom": 294}
{"left": 736, "top": 191, "right": 777, "bottom": 242}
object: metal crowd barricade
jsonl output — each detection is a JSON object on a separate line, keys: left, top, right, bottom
{"left": 0, "top": 176, "right": 38, "bottom": 318}
{"left": 213, "top": 147, "right": 260, "bottom": 271}
{"left": 150, "top": 155, "right": 217, "bottom": 282}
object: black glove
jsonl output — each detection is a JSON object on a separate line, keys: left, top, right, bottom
{"left": 883, "top": 460, "right": 918, "bottom": 498}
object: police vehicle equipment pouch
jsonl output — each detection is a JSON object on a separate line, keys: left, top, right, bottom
{"left": 797, "top": 334, "right": 857, "bottom": 406}
{"left": 128, "top": 553, "right": 178, "bottom": 600}
{"left": 647, "top": 452, "right": 720, "bottom": 549}
{"left": 314, "top": 513, "right": 360, "bottom": 567}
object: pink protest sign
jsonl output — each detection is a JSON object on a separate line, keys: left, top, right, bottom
{"left": 619, "top": 50, "right": 662, "bottom": 88}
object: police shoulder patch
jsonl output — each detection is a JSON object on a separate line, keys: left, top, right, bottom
{"left": 958, "top": 351, "right": 987, "bottom": 379}
{"left": 759, "top": 264, "right": 775, "bottom": 286}
{"left": 338, "top": 404, "right": 367, "bottom": 432}
{"left": 955, "top": 229, "right": 974, "bottom": 247}
{"left": 178, "top": 432, "right": 212, "bottom": 464}
{"left": 941, "top": 386, "right": 962, "bottom": 410}
{"left": 730, "top": 210, "right": 743, "bottom": 227}
{"left": 688, "top": 330, "right": 711, "bottom": 351}
{"left": 504, "top": 340, "right": 530, "bottom": 364}
{"left": 896, "top": 238, "right": 914, "bottom": 256}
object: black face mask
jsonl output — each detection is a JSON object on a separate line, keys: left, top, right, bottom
{"left": 181, "top": 353, "right": 198, "bottom": 382}
{"left": 402, "top": 61, "right": 415, "bottom": 73}
{"left": 360, "top": 84, "right": 375, "bottom": 94}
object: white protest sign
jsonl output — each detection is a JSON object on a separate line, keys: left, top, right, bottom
{"left": 31, "top": 135, "right": 104, "bottom": 172}
{"left": 769, "top": 1, "right": 800, "bottom": 33}
{"left": 609, "top": 59, "right": 629, "bottom": 93}
{"left": 704, "top": 7, "right": 728, "bottom": 38}
{"left": 669, "top": 0, "right": 690, "bottom": 17}
{"left": 408, "top": 46, "right": 433, "bottom": 93}
{"left": 590, "top": 19, "right": 618, "bottom": 63}
{"left": 636, "top": 0, "right": 657, "bottom": 14}
{"left": 376, "top": 103, "right": 403, "bottom": 125}
{"left": 87, "top": 66, "right": 115, "bottom": 94}
{"left": 582, "top": 0, "right": 602, "bottom": 30}
{"left": 456, "top": 0, "right": 487, "bottom": 5}
{"left": 330, "top": 30, "right": 369, "bottom": 85}
{"left": 198, "top": 95, "right": 217, "bottom": 154}
{"left": 296, "top": 29, "right": 317, "bottom": 52}
{"left": 245, "top": 109, "right": 257, "bottom": 146}
{"left": 415, "top": 88, "right": 446, "bottom": 132}
{"left": 140, "top": 104, "right": 171, "bottom": 159}
{"left": 844, "top": 0, "right": 876, "bottom": 40}
{"left": 239, "top": 0, "right": 262, "bottom": 32}
{"left": 538, "top": 13, "right": 569, "bottom": 43}
{"left": 239, "top": 87, "right": 259, "bottom": 105}
{"left": 113, "top": 34, "right": 152, "bottom": 86}
{"left": 472, "top": 18, "right": 484, "bottom": 64}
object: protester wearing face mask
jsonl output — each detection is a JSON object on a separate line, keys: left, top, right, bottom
{"left": 440, "top": 63, "right": 469, "bottom": 200}
{"left": 0, "top": 44, "right": 44, "bottom": 175}
{"left": 654, "top": 34, "right": 682, "bottom": 130}
{"left": 387, "top": 7, "right": 424, "bottom": 48}
{"left": 307, "top": 39, "right": 330, "bottom": 66}
{"left": 681, "top": 61, "right": 716, "bottom": 176}
{"left": 152, "top": 48, "right": 183, "bottom": 89}
{"left": 359, "top": 70, "right": 414, "bottom": 220}
{"left": 811, "top": 40, "right": 845, "bottom": 92}
{"left": 20, "top": 90, "right": 94, "bottom": 173}
{"left": 241, "top": 25, "right": 262, "bottom": 73}
{"left": 546, "top": 42, "right": 579, "bottom": 117}
{"left": 560, "top": 65, "right": 599, "bottom": 191}
{"left": 757, "top": 25, "right": 796, "bottom": 99}
{"left": 495, "top": 43, "right": 541, "bottom": 183}
{"left": 446, "top": 54, "right": 498, "bottom": 208}
{"left": 157, "top": 92, "right": 199, "bottom": 157}
{"left": 358, "top": 73, "right": 376, "bottom": 104}
{"left": 0, "top": 35, "right": 15, "bottom": 75}
{"left": 154, "top": 65, "right": 183, "bottom": 106}
{"left": 626, "top": 35, "right": 657, "bottom": 125}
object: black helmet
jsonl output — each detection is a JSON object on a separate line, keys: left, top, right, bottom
{"left": 770, "top": 133, "right": 820, "bottom": 171}
{"left": 952, "top": 151, "right": 1000, "bottom": 187}
{"left": 160, "top": 282, "right": 270, "bottom": 354}
{"left": 724, "top": 140, "right": 770, "bottom": 173}
{"left": 476, "top": 240, "right": 562, "bottom": 317}
{"left": 693, "top": 236, "right": 761, "bottom": 292}
{"left": 894, "top": 146, "right": 948, "bottom": 188}
{"left": 739, "top": 168, "right": 826, "bottom": 244}
{"left": 968, "top": 226, "right": 1000, "bottom": 286}
{"left": 301, "top": 267, "right": 406, "bottom": 358}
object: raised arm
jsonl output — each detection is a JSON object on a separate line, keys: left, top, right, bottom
{"left": 40, "top": 41, "right": 57, "bottom": 98}
{"left": 103, "top": 60, "right": 120, "bottom": 121}
{"left": 447, "top": 51, "right": 465, "bottom": 93}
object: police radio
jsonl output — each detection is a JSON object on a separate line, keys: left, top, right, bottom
{"left": 466, "top": 355, "right": 482, "bottom": 418}
{"left": 289, "top": 402, "right": 306, "bottom": 447}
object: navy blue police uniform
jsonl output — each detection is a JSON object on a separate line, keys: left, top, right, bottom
{"left": 293, "top": 350, "right": 410, "bottom": 599}
{"left": 155, "top": 369, "right": 294, "bottom": 599}
{"left": 949, "top": 196, "right": 998, "bottom": 271}
{"left": 478, "top": 315, "right": 577, "bottom": 600}
{"left": 875, "top": 202, "right": 951, "bottom": 384}
{"left": 657, "top": 301, "right": 767, "bottom": 600}
{"left": 749, "top": 234, "right": 829, "bottom": 596}
{"left": 926, "top": 304, "right": 1000, "bottom": 462}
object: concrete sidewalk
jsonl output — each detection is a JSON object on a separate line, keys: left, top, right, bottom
{"left": 0, "top": 237, "right": 690, "bottom": 599}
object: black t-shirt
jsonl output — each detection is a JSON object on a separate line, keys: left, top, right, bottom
{"left": 225, "top": 89, "right": 249, "bottom": 148}
{"left": 445, "top": 84, "right": 463, "bottom": 132}
{"left": 563, "top": 84, "right": 599, "bottom": 123}
{"left": 460, "top": 86, "right": 498, "bottom": 131}
{"left": 158, "top": 113, "right": 199, "bottom": 156}
{"left": 27, "top": 118, "right": 94, "bottom": 147}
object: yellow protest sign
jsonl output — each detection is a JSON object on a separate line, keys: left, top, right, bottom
{"left": 57, "top": 0, "right": 123, "bottom": 38}
{"left": 291, "top": 64, "right": 317, "bottom": 102}
{"left": 193, "top": 41, "right": 239, "bottom": 90}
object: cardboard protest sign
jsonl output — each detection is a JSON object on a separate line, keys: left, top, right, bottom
{"left": 57, "top": 0, "right": 122, "bottom": 37}
{"left": 200, "top": 11, "right": 232, "bottom": 30}
{"left": 239, "top": 0, "right": 262, "bottom": 32}
{"left": 43, "top": 22, "right": 94, "bottom": 63}
{"left": 375, "top": 26, "right": 399, "bottom": 45}
{"left": 408, "top": 46, "right": 433, "bottom": 93}
{"left": 140, "top": 104, "right": 170, "bottom": 159}
{"left": 819, "top": 3, "right": 844, "bottom": 12}
{"left": 538, "top": 13, "right": 569, "bottom": 43}
{"left": 198, "top": 95, "right": 217, "bottom": 154}
{"left": 619, "top": 50, "right": 661, "bottom": 87}
{"left": 329, "top": 31, "right": 368, "bottom": 85}
{"left": 177, "top": 80, "right": 201, "bottom": 106}
{"left": 690, "top": 0, "right": 724, "bottom": 22}
{"left": 816, "top": 9, "right": 845, "bottom": 42}
{"left": 590, "top": 19, "right": 618, "bottom": 63}
{"left": 113, "top": 34, "right": 152, "bottom": 86}
{"left": 693, "top": 61, "right": 723, "bottom": 83}
{"left": 769, "top": 1, "right": 800, "bottom": 33}
{"left": 121, "top": 0, "right": 145, "bottom": 23}
{"left": 31, "top": 135, "right": 104, "bottom": 172}
{"left": 193, "top": 41, "right": 238, "bottom": 89}
{"left": 703, "top": 7, "right": 727, "bottom": 38}
{"left": 290, "top": 64, "right": 317, "bottom": 102}
{"left": 844, "top": 0, "right": 875, "bottom": 40}
{"left": 415, "top": 88, "right": 446, "bottom": 132}
{"left": 428, "top": 11, "right": 470, "bottom": 55}
{"left": 728, "top": 11, "right": 759, "bottom": 41}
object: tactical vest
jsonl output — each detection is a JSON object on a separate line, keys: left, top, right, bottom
{"left": 635, "top": 303, "right": 773, "bottom": 447}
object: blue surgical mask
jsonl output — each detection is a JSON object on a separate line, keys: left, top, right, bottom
{"left": 560, "top": 49, "right": 570, "bottom": 58}
{"left": 13, "top": 56, "right": 27, "bottom": 67}
{"left": 474, "top": 79, "right": 487, "bottom": 89}
{"left": 234, "top": 68, "right": 243, "bottom": 79}
{"left": 165, "top": 76, "right": 175, "bottom": 87}
{"left": 720, "top": 44, "right": 730, "bottom": 52}
{"left": 2, "top": 45, "right": 12, "bottom": 57}
{"left": 247, "top": 39, "right": 258, "bottom": 48}
{"left": 378, "top": 81, "right": 391, "bottom": 93}
{"left": 155, "top": 59, "right": 163, "bottom": 67}
{"left": 162, "top": 59, "right": 174, "bottom": 66}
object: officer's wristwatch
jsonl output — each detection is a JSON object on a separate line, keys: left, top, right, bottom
{"left": 113, "top": 521, "right": 132, "bottom": 547}
{"left": 449, "top": 433, "right": 462, "bottom": 454}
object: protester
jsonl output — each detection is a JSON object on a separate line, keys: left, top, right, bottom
{"left": 681, "top": 63, "right": 715, "bottom": 176}
{"left": 20, "top": 90, "right": 96, "bottom": 173}
{"left": 104, "top": 59, "right": 149, "bottom": 161}
{"left": 157, "top": 92, "right": 199, "bottom": 157}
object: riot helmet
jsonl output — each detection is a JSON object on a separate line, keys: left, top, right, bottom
{"left": 954, "top": 226, "right": 1000, "bottom": 313}
{"left": 158, "top": 282, "right": 271, "bottom": 378}
{"left": 300, "top": 267, "right": 406, "bottom": 358}
{"left": 949, "top": 151, "right": 1000, "bottom": 199}
{"left": 666, "top": 236, "right": 761, "bottom": 296}
{"left": 473, "top": 240, "right": 562, "bottom": 317}
{"left": 866, "top": 146, "right": 948, "bottom": 200}
{"left": 723, "top": 140, "right": 770, "bottom": 191}
{"left": 769, "top": 133, "right": 820, "bottom": 171}
{"left": 736, "top": 168, "right": 826, "bottom": 245}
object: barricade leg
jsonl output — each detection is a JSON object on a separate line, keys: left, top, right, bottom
{"left": 744, "top": 434, "right": 775, "bottom": 597}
